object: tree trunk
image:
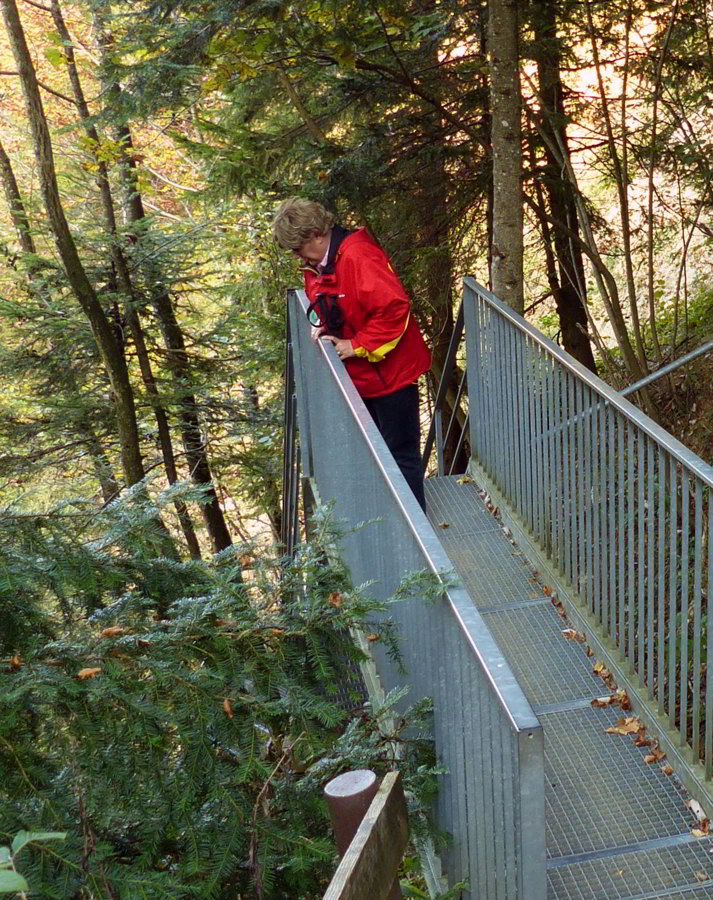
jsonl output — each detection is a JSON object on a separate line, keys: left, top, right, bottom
{"left": 488, "top": 0, "right": 524, "bottom": 313}
{"left": 532, "top": 0, "right": 597, "bottom": 373}
{"left": 1, "top": 0, "right": 145, "bottom": 488}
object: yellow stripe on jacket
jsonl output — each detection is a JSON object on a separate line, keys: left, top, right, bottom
{"left": 353, "top": 313, "right": 410, "bottom": 362}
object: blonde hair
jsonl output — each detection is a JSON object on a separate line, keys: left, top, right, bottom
{"left": 271, "top": 197, "right": 335, "bottom": 249}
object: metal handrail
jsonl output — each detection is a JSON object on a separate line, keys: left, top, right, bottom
{"left": 287, "top": 287, "right": 546, "bottom": 900}
{"left": 464, "top": 275, "right": 713, "bottom": 777}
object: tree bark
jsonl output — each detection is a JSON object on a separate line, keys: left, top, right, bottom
{"left": 488, "top": 0, "right": 524, "bottom": 313}
{"left": 532, "top": 0, "right": 597, "bottom": 372}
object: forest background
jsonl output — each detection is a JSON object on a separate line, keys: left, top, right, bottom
{"left": 1, "top": 0, "right": 713, "bottom": 897}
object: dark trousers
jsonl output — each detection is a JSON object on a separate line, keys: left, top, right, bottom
{"left": 363, "top": 383, "right": 426, "bottom": 512}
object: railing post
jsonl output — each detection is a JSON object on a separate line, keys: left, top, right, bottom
{"left": 324, "top": 770, "right": 402, "bottom": 900}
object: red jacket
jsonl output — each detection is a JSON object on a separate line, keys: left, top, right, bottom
{"left": 303, "top": 228, "right": 431, "bottom": 398}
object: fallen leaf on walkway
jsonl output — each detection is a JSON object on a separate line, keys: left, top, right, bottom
{"left": 695, "top": 871, "right": 708, "bottom": 882}
{"left": 562, "top": 628, "right": 586, "bottom": 642}
{"left": 456, "top": 476, "right": 474, "bottom": 485}
{"left": 687, "top": 798, "right": 708, "bottom": 822}
{"left": 614, "top": 689, "right": 631, "bottom": 710}
{"left": 593, "top": 662, "right": 612, "bottom": 680}
{"left": 634, "top": 729, "right": 652, "bottom": 747}
{"left": 606, "top": 716, "right": 642, "bottom": 735}
{"left": 586, "top": 645, "right": 594, "bottom": 657}
{"left": 693, "top": 822, "right": 710, "bottom": 837}
{"left": 438, "top": 521, "right": 450, "bottom": 529}
{"left": 543, "top": 584, "right": 552, "bottom": 596}
{"left": 644, "top": 746, "right": 666, "bottom": 763}
{"left": 661, "top": 765, "right": 673, "bottom": 775}
{"left": 591, "top": 697, "right": 612, "bottom": 707}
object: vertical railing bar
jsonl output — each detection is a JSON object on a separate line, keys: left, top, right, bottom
{"left": 480, "top": 303, "right": 494, "bottom": 479}
{"left": 706, "top": 496, "right": 713, "bottom": 779}
{"left": 452, "top": 638, "right": 469, "bottom": 885}
{"left": 628, "top": 421, "right": 636, "bottom": 671}
{"left": 515, "top": 326, "right": 528, "bottom": 523}
{"left": 500, "top": 720, "right": 517, "bottom": 900}
{"left": 480, "top": 678, "right": 497, "bottom": 900}
{"left": 435, "top": 408, "right": 445, "bottom": 477}
{"left": 669, "top": 455, "right": 678, "bottom": 732}
{"left": 657, "top": 447, "right": 667, "bottom": 717}
{"left": 577, "top": 379, "right": 587, "bottom": 603}
{"left": 608, "top": 404, "right": 617, "bottom": 642}
{"left": 490, "top": 706, "right": 507, "bottom": 900}
{"left": 568, "top": 373, "right": 577, "bottom": 586}
{"left": 647, "top": 437, "right": 655, "bottom": 698}
{"left": 503, "top": 320, "right": 517, "bottom": 508}
{"left": 599, "top": 399, "right": 608, "bottom": 633}
{"left": 495, "top": 312, "right": 507, "bottom": 492}
{"left": 618, "top": 415, "right": 626, "bottom": 660}
{"left": 470, "top": 290, "right": 485, "bottom": 466}
{"left": 552, "top": 360, "right": 566, "bottom": 572}
{"left": 545, "top": 355, "right": 555, "bottom": 558}
{"left": 637, "top": 432, "right": 646, "bottom": 686}
{"left": 534, "top": 345, "right": 545, "bottom": 545}
{"left": 590, "top": 386, "right": 599, "bottom": 620}
{"left": 681, "top": 469, "right": 690, "bottom": 747}
{"left": 520, "top": 335, "right": 533, "bottom": 531}
{"left": 692, "top": 480, "right": 703, "bottom": 762}
{"left": 527, "top": 338, "right": 539, "bottom": 535}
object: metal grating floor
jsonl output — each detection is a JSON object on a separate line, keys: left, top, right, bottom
{"left": 424, "top": 475, "right": 713, "bottom": 900}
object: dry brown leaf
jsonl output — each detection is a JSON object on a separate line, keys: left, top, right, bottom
{"left": 77, "top": 667, "right": 102, "bottom": 680}
{"left": 239, "top": 554, "right": 252, "bottom": 567}
{"left": 328, "top": 592, "right": 342, "bottom": 608}
{"left": 101, "top": 626, "right": 127, "bottom": 638}
{"left": 456, "top": 476, "right": 474, "bottom": 485}
{"left": 591, "top": 697, "right": 612, "bottom": 708}
{"left": 695, "top": 871, "right": 708, "bottom": 882}
{"left": 661, "top": 765, "right": 673, "bottom": 775}
{"left": 643, "top": 745, "right": 666, "bottom": 764}
{"left": 614, "top": 689, "right": 631, "bottom": 710}
{"left": 562, "top": 628, "right": 586, "bottom": 642}
{"left": 593, "top": 662, "right": 612, "bottom": 679}
{"left": 438, "top": 521, "right": 450, "bottom": 529}
{"left": 270, "top": 628, "right": 285, "bottom": 636}
{"left": 9, "top": 655, "right": 21, "bottom": 671}
{"left": 223, "top": 697, "right": 234, "bottom": 719}
{"left": 543, "top": 585, "right": 553, "bottom": 596}
{"left": 215, "top": 619, "right": 237, "bottom": 627}
{"left": 366, "top": 633, "right": 381, "bottom": 642}
{"left": 692, "top": 828, "right": 709, "bottom": 838}
{"left": 605, "top": 716, "right": 642, "bottom": 735}
{"left": 634, "top": 730, "right": 652, "bottom": 747}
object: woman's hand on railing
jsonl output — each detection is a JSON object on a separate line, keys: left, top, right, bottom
{"left": 320, "top": 335, "right": 356, "bottom": 360}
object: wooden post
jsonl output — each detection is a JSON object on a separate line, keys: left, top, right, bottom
{"left": 323, "top": 770, "right": 408, "bottom": 900}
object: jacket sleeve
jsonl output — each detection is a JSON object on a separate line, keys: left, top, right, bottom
{"left": 342, "top": 245, "right": 411, "bottom": 362}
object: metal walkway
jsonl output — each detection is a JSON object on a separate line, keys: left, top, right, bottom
{"left": 426, "top": 475, "right": 713, "bottom": 900}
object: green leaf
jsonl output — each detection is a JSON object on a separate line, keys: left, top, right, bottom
{"left": 0, "top": 848, "right": 9, "bottom": 868}
{"left": 11, "top": 831, "right": 66, "bottom": 856}
{"left": 44, "top": 47, "right": 65, "bottom": 67}
{"left": 0, "top": 870, "right": 29, "bottom": 892}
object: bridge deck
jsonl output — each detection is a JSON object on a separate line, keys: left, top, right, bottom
{"left": 425, "top": 475, "right": 713, "bottom": 900}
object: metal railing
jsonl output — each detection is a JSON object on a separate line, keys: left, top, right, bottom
{"left": 422, "top": 302, "right": 469, "bottom": 477}
{"left": 287, "top": 288, "right": 546, "bottom": 900}
{"left": 464, "top": 277, "right": 713, "bottom": 776}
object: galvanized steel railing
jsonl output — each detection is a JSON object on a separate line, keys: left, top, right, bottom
{"left": 464, "top": 276, "right": 713, "bottom": 777}
{"left": 287, "top": 288, "right": 546, "bottom": 900}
